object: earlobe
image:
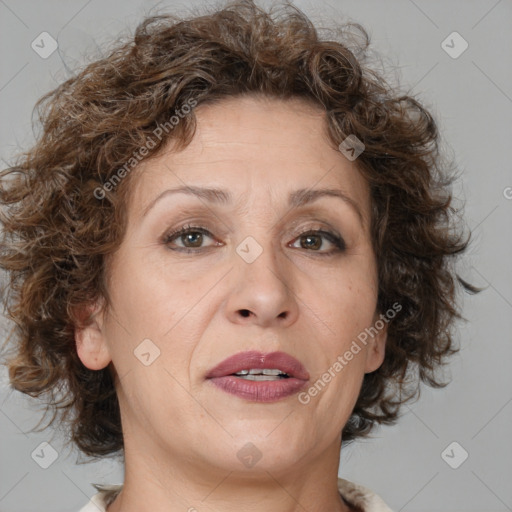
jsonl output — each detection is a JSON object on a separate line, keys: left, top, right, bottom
{"left": 364, "top": 315, "right": 388, "bottom": 374}
{"left": 74, "top": 299, "right": 112, "bottom": 371}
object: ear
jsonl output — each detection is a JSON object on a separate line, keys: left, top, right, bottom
{"left": 364, "top": 311, "right": 388, "bottom": 374}
{"left": 74, "top": 298, "right": 112, "bottom": 371}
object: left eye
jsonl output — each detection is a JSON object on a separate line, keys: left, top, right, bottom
{"left": 289, "top": 230, "right": 345, "bottom": 253}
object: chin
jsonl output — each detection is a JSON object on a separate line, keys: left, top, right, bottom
{"left": 219, "top": 447, "right": 304, "bottom": 476}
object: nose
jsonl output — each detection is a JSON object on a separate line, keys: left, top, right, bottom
{"left": 224, "top": 240, "right": 299, "bottom": 329}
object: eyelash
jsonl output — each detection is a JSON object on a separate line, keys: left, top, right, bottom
{"left": 162, "top": 224, "right": 346, "bottom": 256}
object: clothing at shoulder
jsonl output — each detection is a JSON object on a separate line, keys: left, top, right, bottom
{"left": 78, "top": 479, "right": 393, "bottom": 512}
{"left": 337, "top": 478, "right": 394, "bottom": 512}
{"left": 78, "top": 484, "right": 122, "bottom": 512}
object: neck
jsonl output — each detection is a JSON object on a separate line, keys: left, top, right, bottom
{"left": 107, "top": 432, "right": 352, "bottom": 512}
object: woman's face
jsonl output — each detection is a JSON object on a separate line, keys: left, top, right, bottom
{"left": 76, "top": 95, "right": 386, "bottom": 477}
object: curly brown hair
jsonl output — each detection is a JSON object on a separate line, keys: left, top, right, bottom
{"left": 0, "top": 0, "right": 479, "bottom": 459}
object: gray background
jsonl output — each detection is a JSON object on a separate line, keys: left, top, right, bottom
{"left": 0, "top": 0, "right": 511, "bottom": 511}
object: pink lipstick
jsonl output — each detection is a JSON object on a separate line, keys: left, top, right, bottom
{"left": 206, "top": 351, "right": 309, "bottom": 402}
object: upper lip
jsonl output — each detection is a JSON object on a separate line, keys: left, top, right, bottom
{"left": 206, "top": 351, "right": 309, "bottom": 380}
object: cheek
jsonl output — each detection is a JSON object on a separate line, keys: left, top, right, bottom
{"left": 106, "top": 249, "right": 190, "bottom": 336}
{"left": 104, "top": 251, "right": 207, "bottom": 378}
{"left": 311, "top": 261, "right": 378, "bottom": 339}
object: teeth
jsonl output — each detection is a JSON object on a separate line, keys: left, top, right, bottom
{"left": 237, "top": 374, "right": 284, "bottom": 381}
{"left": 234, "top": 368, "right": 287, "bottom": 376}
{"left": 254, "top": 369, "right": 285, "bottom": 376}
{"left": 233, "top": 368, "right": 289, "bottom": 379}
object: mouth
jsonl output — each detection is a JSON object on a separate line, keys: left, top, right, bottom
{"left": 205, "top": 351, "right": 309, "bottom": 402}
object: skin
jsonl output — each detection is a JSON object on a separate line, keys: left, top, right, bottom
{"left": 76, "top": 95, "right": 387, "bottom": 512}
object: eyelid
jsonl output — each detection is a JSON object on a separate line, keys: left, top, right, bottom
{"left": 288, "top": 228, "right": 346, "bottom": 253}
{"left": 162, "top": 222, "right": 346, "bottom": 255}
{"left": 162, "top": 224, "right": 220, "bottom": 247}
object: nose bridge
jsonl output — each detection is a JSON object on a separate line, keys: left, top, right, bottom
{"left": 225, "top": 224, "right": 299, "bottom": 327}
{"left": 237, "top": 232, "right": 282, "bottom": 284}
{"left": 239, "top": 227, "right": 286, "bottom": 289}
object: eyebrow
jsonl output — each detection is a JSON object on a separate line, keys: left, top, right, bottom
{"left": 142, "top": 185, "right": 364, "bottom": 225}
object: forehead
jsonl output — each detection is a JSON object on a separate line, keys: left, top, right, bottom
{"left": 128, "top": 95, "right": 371, "bottom": 225}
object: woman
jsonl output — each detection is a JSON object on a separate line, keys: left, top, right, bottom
{"left": 0, "top": 1, "right": 478, "bottom": 511}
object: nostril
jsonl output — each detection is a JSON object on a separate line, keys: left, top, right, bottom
{"left": 239, "top": 309, "right": 251, "bottom": 317}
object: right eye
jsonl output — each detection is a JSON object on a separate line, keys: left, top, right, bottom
{"left": 162, "top": 224, "right": 221, "bottom": 252}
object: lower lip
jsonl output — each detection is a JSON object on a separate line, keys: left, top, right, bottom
{"left": 207, "top": 376, "right": 308, "bottom": 402}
